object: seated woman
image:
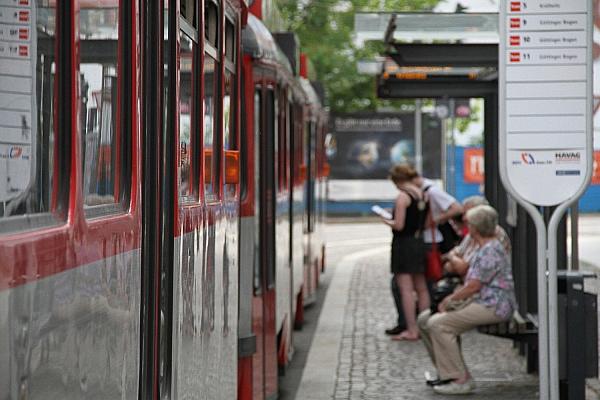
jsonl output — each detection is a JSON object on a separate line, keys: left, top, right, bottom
{"left": 442, "top": 196, "right": 511, "bottom": 278}
{"left": 419, "top": 197, "right": 510, "bottom": 327}
{"left": 420, "top": 205, "right": 517, "bottom": 395}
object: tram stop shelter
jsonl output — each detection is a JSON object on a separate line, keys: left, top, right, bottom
{"left": 355, "top": 11, "right": 570, "bottom": 372}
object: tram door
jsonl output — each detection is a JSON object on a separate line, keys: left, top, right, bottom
{"left": 252, "top": 84, "right": 278, "bottom": 399}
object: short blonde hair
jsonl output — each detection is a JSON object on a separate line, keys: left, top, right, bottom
{"left": 462, "top": 195, "right": 489, "bottom": 209}
{"left": 388, "top": 164, "right": 418, "bottom": 185}
{"left": 466, "top": 205, "right": 498, "bottom": 237}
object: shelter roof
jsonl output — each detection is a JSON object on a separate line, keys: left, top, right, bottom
{"left": 354, "top": 12, "right": 498, "bottom": 46}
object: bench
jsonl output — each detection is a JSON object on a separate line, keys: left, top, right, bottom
{"left": 477, "top": 310, "right": 538, "bottom": 342}
{"left": 477, "top": 311, "right": 539, "bottom": 372}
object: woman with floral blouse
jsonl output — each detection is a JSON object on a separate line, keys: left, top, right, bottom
{"left": 420, "top": 205, "right": 517, "bottom": 395}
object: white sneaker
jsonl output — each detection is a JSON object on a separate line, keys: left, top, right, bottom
{"left": 432, "top": 379, "right": 475, "bottom": 395}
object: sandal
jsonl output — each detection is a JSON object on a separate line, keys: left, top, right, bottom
{"left": 391, "top": 331, "right": 420, "bottom": 341}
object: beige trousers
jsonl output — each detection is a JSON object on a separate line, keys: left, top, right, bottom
{"left": 417, "top": 303, "right": 504, "bottom": 380}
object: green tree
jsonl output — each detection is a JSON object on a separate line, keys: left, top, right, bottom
{"left": 277, "top": 0, "right": 439, "bottom": 113}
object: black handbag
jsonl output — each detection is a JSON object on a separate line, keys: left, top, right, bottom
{"left": 430, "top": 275, "right": 462, "bottom": 314}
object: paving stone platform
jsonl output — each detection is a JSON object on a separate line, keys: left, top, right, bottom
{"left": 297, "top": 246, "right": 540, "bottom": 400}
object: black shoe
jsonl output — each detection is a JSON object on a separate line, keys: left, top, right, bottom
{"left": 384, "top": 325, "right": 406, "bottom": 335}
{"left": 426, "top": 378, "right": 453, "bottom": 387}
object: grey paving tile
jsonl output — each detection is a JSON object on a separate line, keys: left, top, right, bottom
{"left": 331, "top": 251, "right": 539, "bottom": 400}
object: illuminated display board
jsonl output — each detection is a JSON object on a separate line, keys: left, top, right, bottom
{"left": 381, "top": 65, "right": 486, "bottom": 81}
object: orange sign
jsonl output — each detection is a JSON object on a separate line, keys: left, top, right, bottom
{"left": 463, "top": 148, "right": 484, "bottom": 184}
{"left": 593, "top": 151, "right": 600, "bottom": 184}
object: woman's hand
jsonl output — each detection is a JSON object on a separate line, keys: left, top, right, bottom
{"left": 439, "top": 296, "right": 451, "bottom": 313}
{"left": 382, "top": 217, "right": 394, "bottom": 227}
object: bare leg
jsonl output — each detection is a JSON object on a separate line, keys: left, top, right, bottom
{"left": 413, "top": 273, "right": 431, "bottom": 312}
{"left": 394, "top": 273, "right": 419, "bottom": 338}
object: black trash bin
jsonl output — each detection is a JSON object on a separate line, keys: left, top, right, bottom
{"left": 558, "top": 271, "right": 598, "bottom": 400}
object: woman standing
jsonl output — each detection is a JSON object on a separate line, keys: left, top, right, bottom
{"left": 383, "top": 165, "right": 430, "bottom": 341}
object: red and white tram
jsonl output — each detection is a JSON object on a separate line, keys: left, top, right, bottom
{"left": 0, "top": 1, "right": 326, "bottom": 399}
{"left": 238, "top": 5, "right": 328, "bottom": 399}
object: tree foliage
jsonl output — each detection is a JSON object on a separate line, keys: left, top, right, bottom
{"left": 277, "top": 0, "right": 440, "bottom": 113}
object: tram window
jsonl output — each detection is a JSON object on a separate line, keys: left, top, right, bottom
{"left": 240, "top": 71, "right": 248, "bottom": 199}
{"left": 80, "top": 3, "right": 128, "bottom": 212}
{"left": 286, "top": 102, "right": 293, "bottom": 188}
{"left": 281, "top": 96, "right": 289, "bottom": 190}
{"left": 223, "top": 69, "right": 236, "bottom": 199}
{"left": 223, "top": 71, "right": 235, "bottom": 151}
{"left": 180, "top": 0, "right": 197, "bottom": 27}
{"left": 0, "top": 2, "right": 62, "bottom": 230}
{"left": 224, "top": 19, "right": 235, "bottom": 63}
{"left": 265, "top": 89, "right": 276, "bottom": 288}
{"left": 178, "top": 32, "right": 197, "bottom": 200}
{"left": 223, "top": 16, "right": 236, "bottom": 152}
{"left": 273, "top": 94, "right": 279, "bottom": 192}
{"left": 253, "top": 89, "right": 262, "bottom": 293}
{"left": 203, "top": 55, "right": 219, "bottom": 200}
{"left": 204, "top": 1, "right": 218, "bottom": 47}
{"left": 287, "top": 103, "right": 294, "bottom": 187}
{"left": 275, "top": 94, "right": 282, "bottom": 192}
{"left": 295, "top": 105, "right": 303, "bottom": 185}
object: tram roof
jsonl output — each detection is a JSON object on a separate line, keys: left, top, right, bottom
{"left": 299, "top": 77, "right": 321, "bottom": 108}
{"left": 242, "top": 14, "right": 293, "bottom": 74}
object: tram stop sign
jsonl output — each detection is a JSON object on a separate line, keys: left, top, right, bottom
{"left": 499, "top": 0, "right": 593, "bottom": 206}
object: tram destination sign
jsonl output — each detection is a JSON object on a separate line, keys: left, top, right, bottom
{"left": 499, "top": 0, "right": 593, "bottom": 206}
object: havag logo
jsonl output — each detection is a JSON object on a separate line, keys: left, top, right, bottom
{"left": 521, "top": 153, "right": 535, "bottom": 165}
{"left": 555, "top": 152, "right": 581, "bottom": 163}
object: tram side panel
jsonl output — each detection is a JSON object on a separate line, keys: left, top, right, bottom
{"left": 315, "top": 117, "right": 329, "bottom": 273}
{"left": 238, "top": 56, "right": 257, "bottom": 400}
{"left": 0, "top": 2, "right": 142, "bottom": 399}
{"left": 169, "top": 1, "right": 242, "bottom": 398}
{"left": 290, "top": 102, "right": 307, "bottom": 326}
{"left": 274, "top": 88, "right": 293, "bottom": 367}
{"left": 302, "top": 114, "right": 319, "bottom": 305}
{"left": 256, "top": 83, "right": 279, "bottom": 400}
{"left": 301, "top": 81, "right": 328, "bottom": 301}
{"left": 238, "top": 65, "right": 279, "bottom": 400}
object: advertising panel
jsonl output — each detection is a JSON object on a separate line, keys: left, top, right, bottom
{"left": 327, "top": 112, "right": 442, "bottom": 180}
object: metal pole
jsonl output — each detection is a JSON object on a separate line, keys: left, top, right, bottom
{"left": 502, "top": 200, "right": 550, "bottom": 400}
{"left": 570, "top": 205, "right": 579, "bottom": 271}
{"left": 441, "top": 107, "right": 448, "bottom": 189}
{"left": 415, "top": 99, "right": 423, "bottom": 174}
{"left": 548, "top": 204, "right": 574, "bottom": 400}
{"left": 448, "top": 99, "right": 456, "bottom": 195}
{"left": 528, "top": 207, "right": 550, "bottom": 400}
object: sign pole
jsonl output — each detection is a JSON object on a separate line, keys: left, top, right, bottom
{"left": 547, "top": 6, "right": 595, "bottom": 394}
{"left": 499, "top": 1, "right": 594, "bottom": 399}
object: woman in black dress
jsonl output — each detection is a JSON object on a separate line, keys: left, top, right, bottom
{"left": 382, "top": 165, "right": 430, "bottom": 340}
